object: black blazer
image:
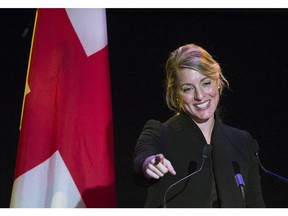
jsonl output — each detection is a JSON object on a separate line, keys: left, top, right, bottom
{"left": 133, "top": 112, "right": 265, "bottom": 208}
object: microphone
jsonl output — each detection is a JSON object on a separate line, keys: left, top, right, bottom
{"left": 253, "top": 140, "right": 288, "bottom": 183}
{"left": 162, "top": 144, "right": 212, "bottom": 208}
{"left": 232, "top": 161, "right": 245, "bottom": 207}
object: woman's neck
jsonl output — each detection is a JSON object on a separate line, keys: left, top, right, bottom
{"left": 194, "top": 117, "right": 215, "bottom": 144}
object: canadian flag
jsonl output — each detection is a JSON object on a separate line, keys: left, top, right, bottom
{"left": 10, "top": 9, "right": 116, "bottom": 207}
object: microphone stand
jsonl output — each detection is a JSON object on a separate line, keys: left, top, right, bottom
{"left": 235, "top": 173, "right": 245, "bottom": 208}
{"left": 255, "top": 152, "right": 288, "bottom": 183}
{"left": 163, "top": 158, "right": 206, "bottom": 208}
{"left": 239, "top": 186, "right": 245, "bottom": 208}
{"left": 253, "top": 140, "right": 288, "bottom": 183}
{"left": 162, "top": 144, "right": 212, "bottom": 208}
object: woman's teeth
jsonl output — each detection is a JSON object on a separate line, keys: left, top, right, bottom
{"left": 196, "top": 101, "right": 209, "bottom": 108}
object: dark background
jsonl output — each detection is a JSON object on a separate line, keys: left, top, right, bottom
{"left": 1, "top": 8, "right": 288, "bottom": 208}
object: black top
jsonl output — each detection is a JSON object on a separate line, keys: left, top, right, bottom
{"left": 208, "top": 160, "right": 219, "bottom": 208}
{"left": 133, "top": 112, "right": 265, "bottom": 208}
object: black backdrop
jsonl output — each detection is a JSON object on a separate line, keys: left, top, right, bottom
{"left": 1, "top": 8, "right": 288, "bottom": 208}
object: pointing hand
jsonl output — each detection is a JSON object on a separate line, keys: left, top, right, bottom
{"left": 143, "top": 154, "right": 176, "bottom": 179}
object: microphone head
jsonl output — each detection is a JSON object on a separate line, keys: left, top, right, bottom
{"left": 232, "top": 161, "right": 240, "bottom": 174}
{"left": 203, "top": 144, "right": 212, "bottom": 159}
{"left": 232, "top": 161, "right": 245, "bottom": 187}
{"left": 235, "top": 173, "right": 245, "bottom": 186}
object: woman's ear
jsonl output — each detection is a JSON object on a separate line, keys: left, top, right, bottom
{"left": 216, "top": 79, "right": 220, "bottom": 89}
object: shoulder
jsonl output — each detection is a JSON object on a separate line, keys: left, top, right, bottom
{"left": 220, "top": 123, "right": 254, "bottom": 144}
{"left": 143, "top": 114, "right": 182, "bottom": 129}
{"left": 221, "top": 123, "right": 251, "bottom": 136}
{"left": 163, "top": 113, "right": 192, "bottom": 131}
{"left": 143, "top": 119, "right": 162, "bottom": 128}
{"left": 140, "top": 114, "right": 184, "bottom": 139}
{"left": 140, "top": 119, "right": 167, "bottom": 139}
{"left": 219, "top": 123, "right": 258, "bottom": 167}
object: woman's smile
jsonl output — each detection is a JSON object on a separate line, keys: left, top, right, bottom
{"left": 194, "top": 100, "right": 210, "bottom": 109}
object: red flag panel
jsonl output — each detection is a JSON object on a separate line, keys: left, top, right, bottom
{"left": 12, "top": 9, "right": 116, "bottom": 207}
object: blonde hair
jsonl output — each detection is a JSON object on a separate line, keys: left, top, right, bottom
{"left": 165, "top": 44, "right": 229, "bottom": 112}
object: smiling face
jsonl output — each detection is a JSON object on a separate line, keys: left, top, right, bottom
{"left": 165, "top": 44, "right": 229, "bottom": 114}
{"left": 177, "top": 68, "right": 220, "bottom": 123}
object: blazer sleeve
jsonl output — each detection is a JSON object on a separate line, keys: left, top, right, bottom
{"left": 132, "top": 119, "right": 166, "bottom": 187}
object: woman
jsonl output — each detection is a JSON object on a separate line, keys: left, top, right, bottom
{"left": 132, "top": 44, "right": 265, "bottom": 208}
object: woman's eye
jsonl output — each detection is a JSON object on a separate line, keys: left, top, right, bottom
{"left": 183, "top": 87, "right": 192, "bottom": 92}
{"left": 203, "top": 82, "right": 211, "bottom": 86}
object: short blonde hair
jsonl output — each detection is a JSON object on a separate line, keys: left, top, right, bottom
{"left": 165, "top": 44, "right": 229, "bottom": 112}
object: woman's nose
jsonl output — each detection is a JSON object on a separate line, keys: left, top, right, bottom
{"left": 194, "top": 88, "right": 204, "bottom": 100}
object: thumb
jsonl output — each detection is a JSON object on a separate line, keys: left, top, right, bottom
{"left": 154, "top": 154, "right": 165, "bottom": 165}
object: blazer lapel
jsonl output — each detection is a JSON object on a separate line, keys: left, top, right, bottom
{"left": 211, "top": 118, "right": 243, "bottom": 207}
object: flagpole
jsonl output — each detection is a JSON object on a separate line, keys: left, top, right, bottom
{"left": 19, "top": 10, "right": 38, "bottom": 130}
